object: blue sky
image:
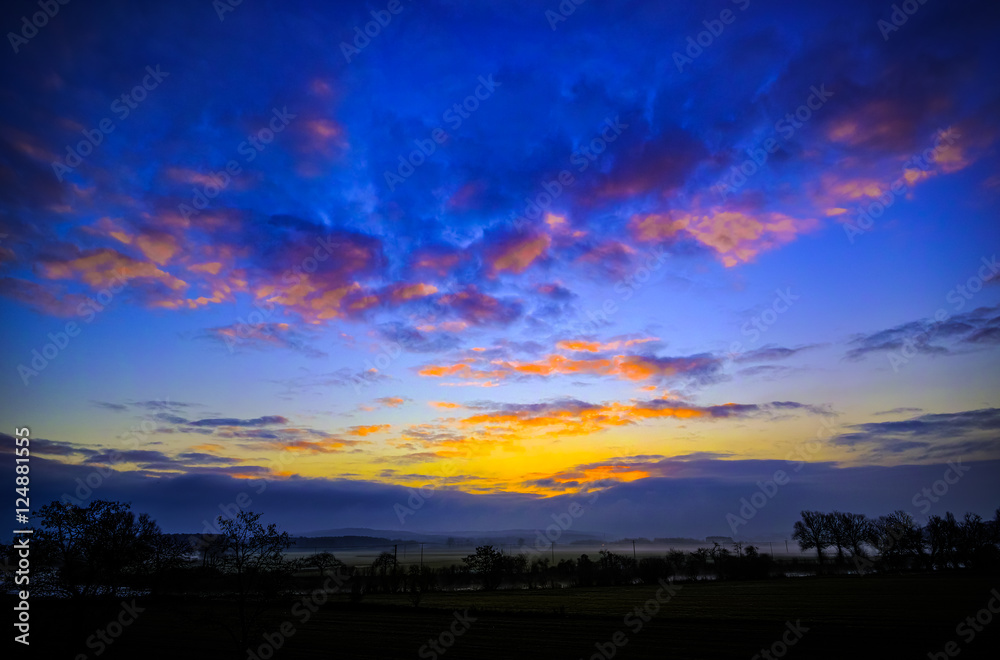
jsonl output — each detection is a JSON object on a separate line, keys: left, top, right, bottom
{"left": 1, "top": 0, "right": 998, "bottom": 537}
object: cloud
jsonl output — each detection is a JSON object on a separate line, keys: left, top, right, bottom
{"left": 0, "top": 277, "right": 92, "bottom": 317}
{"left": 377, "top": 322, "right": 461, "bottom": 353}
{"left": 419, "top": 350, "right": 723, "bottom": 386}
{"left": 40, "top": 246, "right": 188, "bottom": 296}
{"left": 427, "top": 395, "right": 828, "bottom": 445}
{"left": 346, "top": 424, "right": 391, "bottom": 436}
{"left": 630, "top": 207, "right": 819, "bottom": 267}
{"left": 873, "top": 407, "right": 924, "bottom": 416}
{"left": 384, "top": 282, "right": 439, "bottom": 303}
{"left": 556, "top": 336, "right": 659, "bottom": 353}
{"left": 0, "top": 434, "right": 97, "bottom": 458}
{"left": 187, "top": 415, "right": 289, "bottom": 428}
{"left": 92, "top": 401, "right": 128, "bottom": 411}
{"left": 487, "top": 231, "right": 551, "bottom": 275}
{"left": 201, "top": 322, "right": 326, "bottom": 357}
{"left": 845, "top": 304, "right": 1000, "bottom": 360}
{"left": 535, "top": 283, "right": 575, "bottom": 301}
{"left": 430, "top": 401, "right": 464, "bottom": 409}
{"left": 272, "top": 368, "right": 391, "bottom": 393}
{"left": 831, "top": 408, "right": 1000, "bottom": 461}
{"left": 436, "top": 285, "right": 522, "bottom": 327}
{"left": 734, "top": 344, "right": 820, "bottom": 363}
{"left": 12, "top": 450, "right": 1000, "bottom": 537}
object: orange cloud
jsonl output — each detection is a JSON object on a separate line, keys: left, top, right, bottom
{"left": 489, "top": 232, "right": 551, "bottom": 275}
{"left": 389, "top": 282, "right": 438, "bottom": 302}
{"left": 191, "top": 443, "right": 225, "bottom": 453}
{"left": 420, "top": 352, "right": 718, "bottom": 384}
{"left": 347, "top": 424, "right": 391, "bottom": 436}
{"left": 84, "top": 216, "right": 134, "bottom": 244}
{"left": 631, "top": 209, "right": 818, "bottom": 267}
{"left": 556, "top": 337, "right": 657, "bottom": 352}
{"left": 411, "top": 250, "right": 463, "bottom": 275}
{"left": 280, "top": 438, "right": 357, "bottom": 454}
{"left": 134, "top": 232, "right": 181, "bottom": 265}
{"left": 40, "top": 248, "right": 188, "bottom": 292}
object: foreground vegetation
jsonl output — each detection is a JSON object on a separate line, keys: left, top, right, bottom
{"left": 7, "top": 573, "right": 1000, "bottom": 659}
{"left": 4, "top": 500, "right": 1000, "bottom": 658}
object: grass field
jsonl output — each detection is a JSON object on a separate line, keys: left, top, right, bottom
{"left": 13, "top": 572, "right": 1000, "bottom": 659}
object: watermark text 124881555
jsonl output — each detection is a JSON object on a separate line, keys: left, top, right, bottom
{"left": 13, "top": 427, "right": 30, "bottom": 524}
{"left": 13, "top": 426, "right": 32, "bottom": 646}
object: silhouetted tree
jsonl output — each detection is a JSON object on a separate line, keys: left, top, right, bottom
{"left": 638, "top": 556, "right": 669, "bottom": 584}
{"left": 144, "top": 531, "right": 190, "bottom": 594}
{"left": 596, "top": 549, "right": 634, "bottom": 585}
{"left": 463, "top": 545, "right": 505, "bottom": 590}
{"left": 666, "top": 549, "right": 686, "bottom": 579}
{"left": 926, "top": 513, "right": 959, "bottom": 570}
{"left": 687, "top": 547, "right": 710, "bottom": 579}
{"left": 35, "top": 500, "right": 165, "bottom": 598}
{"left": 792, "top": 510, "right": 831, "bottom": 565}
{"left": 868, "top": 510, "right": 923, "bottom": 571}
{"left": 824, "top": 512, "right": 848, "bottom": 563}
{"left": 575, "top": 554, "right": 593, "bottom": 587}
{"left": 214, "top": 511, "right": 293, "bottom": 651}
{"left": 957, "top": 512, "right": 997, "bottom": 569}
{"left": 371, "top": 551, "right": 397, "bottom": 576}
{"left": 832, "top": 512, "right": 871, "bottom": 561}
{"left": 305, "top": 551, "right": 344, "bottom": 579}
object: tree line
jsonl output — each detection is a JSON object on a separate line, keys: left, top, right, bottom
{"left": 791, "top": 508, "right": 1000, "bottom": 572}
{"left": 5, "top": 500, "right": 999, "bottom": 607}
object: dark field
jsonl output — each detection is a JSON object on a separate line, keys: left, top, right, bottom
{"left": 14, "top": 572, "right": 1000, "bottom": 659}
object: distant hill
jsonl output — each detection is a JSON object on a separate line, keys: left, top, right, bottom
{"left": 290, "top": 535, "right": 398, "bottom": 549}
{"left": 296, "top": 527, "right": 606, "bottom": 546}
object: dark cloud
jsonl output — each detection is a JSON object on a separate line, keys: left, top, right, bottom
{"left": 377, "top": 322, "right": 461, "bottom": 353}
{"left": 200, "top": 323, "right": 327, "bottom": 358}
{"left": 272, "top": 368, "right": 391, "bottom": 394}
{"left": 831, "top": 408, "right": 1000, "bottom": 461}
{"left": 132, "top": 400, "right": 200, "bottom": 412}
{"left": 186, "top": 415, "right": 289, "bottom": 428}
{"left": 0, "top": 434, "right": 97, "bottom": 458}
{"left": 873, "top": 407, "right": 924, "bottom": 416}
{"left": 436, "top": 285, "right": 523, "bottom": 327}
{"left": 9, "top": 451, "right": 1000, "bottom": 537}
{"left": 846, "top": 305, "right": 1000, "bottom": 360}
{"left": 92, "top": 401, "right": 128, "bottom": 411}
{"left": 734, "top": 344, "right": 820, "bottom": 363}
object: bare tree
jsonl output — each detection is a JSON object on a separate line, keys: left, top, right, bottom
{"left": 926, "top": 513, "right": 959, "bottom": 570}
{"left": 792, "top": 510, "right": 831, "bottom": 565}
{"left": 305, "top": 551, "right": 346, "bottom": 581}
{"left": 35, "top": 500, "right": 165, "bottom": 598}
{"left": 833, "top": 511, "right": 871, "bottom": 560}
{"left": 824, "top": 512, "right": 847, "bottom": 562}
{"left": 215, "top": 511, "right": 293, "bottom": 651}
{"left": 868, "top": 510, "right": 923, "bottom": 571}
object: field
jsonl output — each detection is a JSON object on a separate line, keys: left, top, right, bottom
{"left": 12, "top": 571, "right": 1000, "bottom": 659}
{"left": 284, "top": 542, "right": 813, "bottom": 570}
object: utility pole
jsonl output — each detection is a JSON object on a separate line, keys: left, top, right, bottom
{"left": 632, "top": 539, "right": 636, "bottom": 564}
{"left": 420, "top": 543, "right": 424, "bottom": 570}
{"left": 394, "top": 544, "right": 397, "bottom": 569}
{"left": 785, "top": 539, "right": 789, "bottom": 554}
{"left": 769, "top": 541, "right": 774, "bottom": 557}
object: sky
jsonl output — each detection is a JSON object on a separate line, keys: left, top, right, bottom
{"left": 1, "top": 0, "right": 998, "bottom": 539}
